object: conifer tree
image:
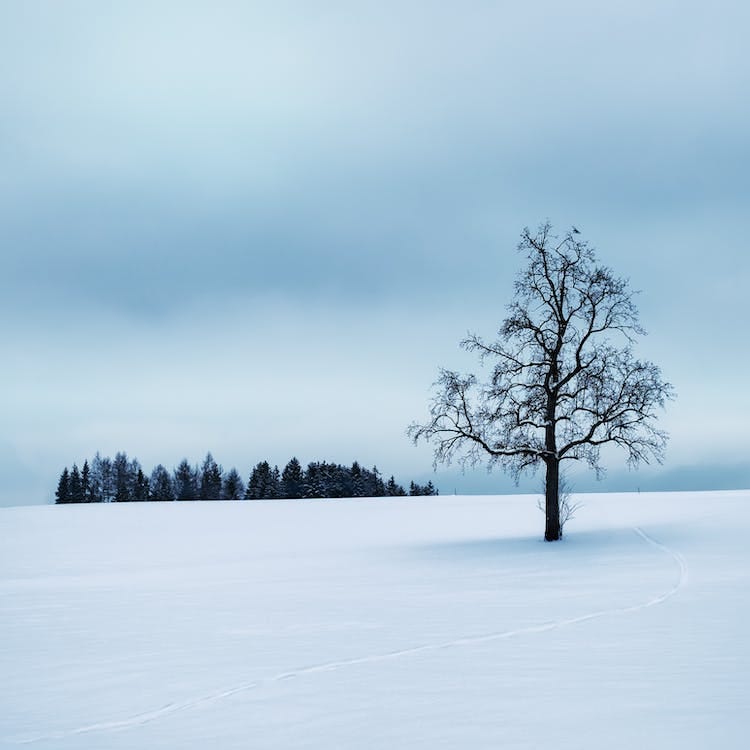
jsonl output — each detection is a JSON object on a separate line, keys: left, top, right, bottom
{"left": 150, "top": 464, "right": 175, "bottom": 501}
{"left": 245, "top": 463, "right": 262, "bottom": 500}
{"left": 174, "top": 459, "right": 199, "bottom": 501}
{"left": 89, "top": 453, "right": 108, "bottom": 503}
{"left": 386, "top": 476, "right": 406, "bottom": 496}
{"left": 55, "top": 467, "right": 70, "bottom": 504}
{"left": 408, "top": 480, "right": 438, "bottom": 496}
{"left": 69, "top": 464, "right": 84, "bottom": 503}
{"left": 221, "top": 468, "right": 245, "bottom": 501}
{"left": 327, "top": 463, "right": 349, "bottom": 498}
{"left": 281, "top": 457, "right": 304, "bottom": 499}
{"left": 199, "top": 452, "right": 223, "bottom": 501}
{"left": 90, "top": 454, "right": 115, "bottom": 503}
{"left": 370, "top": 466, "right": 386, "bottom": 497}
{"left": 350, "top": 461, "right": 364, "bottom": 497}
{"left": 113, "top": 452, "right": 133, "bottom": 502}
{"left": 270, "top": 465, "right": 281, "bottom": 498}
{"left": 133, "top": 465, "right": 149, "bottom": 501}
{"left": 245, "top": 461, "right": 280, "bottom": 500}
{"left": 303, "top": 462, "right": 325, "bottom": 499}
{"left": 81, "top": 460, "right": 92, "bottom": 503}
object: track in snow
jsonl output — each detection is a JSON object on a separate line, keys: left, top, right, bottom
{"left": 10, "top": 527, "right": 688, "bottom": 745}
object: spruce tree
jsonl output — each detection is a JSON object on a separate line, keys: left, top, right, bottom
{"left": 386, "top": 476, "right": 406, "bottom": 496}
{"left": 69, "top": 464, "right": 84, "bottom": 503}
{"left": 55, "top": 468, "right": 70, "bottom": 504}
{"left": 150, "top": 464, "right": 175, "bottom": 501}
{"left": 370, "top": 466, "right": 386, "bottom": 497}
{"left": 281, "top": 457, "right": 304, "bottom": 499}
{"left": 245, "top": 461, "right": 280, "bottom": 499}
{"left": 100, "top": 455, "right": 114, "bottom": 503}
{"left": 303, "top": 462, "right": 325, "bottom": 499}
{"left": 174, "top": 459, "right": 198, "bottom": 501}
{"left": 133, "top": 466, "right": 149, "bottom": 501}
{"left": 221, "top": 468, "right": 245, "bottom": 501}
{"left": 199, "top": 452, "right": 223, "bottom": 501}
{"left": 350, "top": 461, "right": 364, "bottom": 497}
{"left": 113, "top": 452, "right": 132, "bottom": 502}
{"left": 245, "top": 463, "right": 261, "bottom": 500}
{"left": 269, "top": 465, "right": 281, "bottom": 498}
{"left": 81, "top": 460, "right": 92, "bottom": 502}
{"left": 408, "top": 480, "right": 438, "bottom": 496}
{"left": 89, "top": 453, "right": 108, "bottom": 503}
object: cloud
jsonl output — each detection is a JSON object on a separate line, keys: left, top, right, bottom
{"left": 1, "top": 1, "right": 749, "bottom": 502}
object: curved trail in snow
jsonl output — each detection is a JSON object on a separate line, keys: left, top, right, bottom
{"left": 11, "top": 527, "right": 688, "bottom": 745}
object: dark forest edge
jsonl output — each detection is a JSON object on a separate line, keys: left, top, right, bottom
{"left": 54, "top": 452, "right": 438, "bottom": 504}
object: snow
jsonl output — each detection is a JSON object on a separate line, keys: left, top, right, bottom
{"left": 1, "top": 490, "right": 748, "bottom": 749}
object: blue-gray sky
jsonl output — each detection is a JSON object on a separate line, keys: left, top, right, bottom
{"left": 2, "top": 1, "right": 749, "bottom": 505}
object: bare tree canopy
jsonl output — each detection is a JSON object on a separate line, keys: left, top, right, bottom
{"left": 409, "top": 222, "right": 674, "bottom": 541}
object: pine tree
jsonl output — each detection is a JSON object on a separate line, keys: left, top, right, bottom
{"left": 386, "top": 476, "right": 406, "bottom": 496}
{"left": 245, "top": 461, "right": 280, "bottom": 500}
{"left": 336, "top": 463, "right": 355, "bottom": 497}
{"left": 316, "top": 461, "right": 332, "bottom": 497}
{"left": 90, "top": 454, "right": 115, "bottom": 503}
{"left": 350, "top": 461, "right": 364, "bottom": 497}
{"left": 55, "top": 467, "right": 70, "bottom": 504}
{"left": 370, "top": 466, "right": 386, "bottom": 497}
{"left": 245, "top": 463, "right": 262, "bottom": 500}
{"left": 174, "top": 459, "right": 198, "bottom": 501}
{"left": 81, "top": 460, "right": 92, "bottom": 503}
{"left": 69, "top": 464, "right": 84, "bottom": 503}
{"left": 133, "top": 465, "right": 149, "bottom": 501}
{"left": 408, "top": 480, "right": 438, "bottom": 496}
{"left": 199, "top": 452, "right": 223, "bottom": 501}
{"left": 221, "top": 468, "right": 245, "bottom": 501}
{"left": 113, "top": 452, "right": 133, "bottom": 502}
{"left": 89, "top": 453, "right": 109, "bottom": 503}
{"left": 269, "top": 465, "right": 281, "bottom": 498}
{"left": 303, "top": 462, "right": 325, "bottom": 499}
{"left": 149, "top": 464, "right": 175, "bottom": 501}
{"left": 327, "top": 463, "right": 348, "bottom": 498}
{"left": 281, "top": 457, "right": 304, "bottom": 499}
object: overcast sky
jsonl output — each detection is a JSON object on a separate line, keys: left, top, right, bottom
{"left": 2, "top": 0, "right": 749, "bottom": 505}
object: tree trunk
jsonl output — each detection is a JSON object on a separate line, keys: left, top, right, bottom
{"left": 544, "top": 377, "right": 561, "bottom": 541}
{"left": 544, "top": 458, "right": 561, "bottom": 541}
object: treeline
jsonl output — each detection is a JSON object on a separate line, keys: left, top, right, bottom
{"left": 54, "top": 452, "right": 438, "bottom": 504}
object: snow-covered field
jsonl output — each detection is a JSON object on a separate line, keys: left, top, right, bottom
{"left": 1, "top": 490, "right": 748, "bottom": 749}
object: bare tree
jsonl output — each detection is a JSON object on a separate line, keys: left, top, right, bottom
{"left": 409, "top": 223, "right": 674, "bottom": 541}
